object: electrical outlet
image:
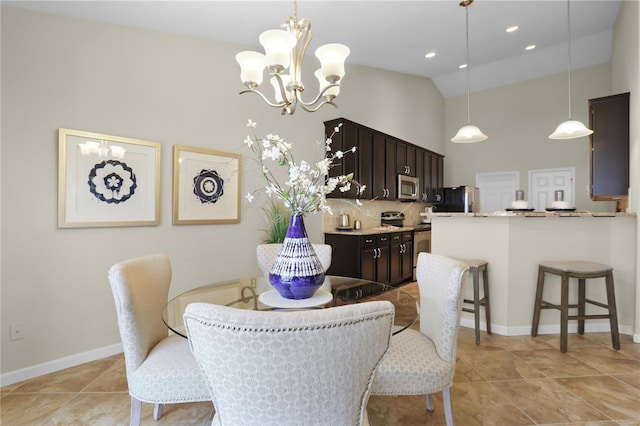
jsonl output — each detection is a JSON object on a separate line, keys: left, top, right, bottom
{"left": 10, "top": 322, "right": 25, "bottom": 341}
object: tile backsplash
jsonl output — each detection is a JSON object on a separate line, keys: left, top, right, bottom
{"left": 323, "top": 199, "right": 431, "bottom": 231}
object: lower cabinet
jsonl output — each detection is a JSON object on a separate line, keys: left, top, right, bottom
{"left": 389, "top": 231, "right": 413, "bottom": 285}
{"left": 325, "top": 232, "right": 413, "bottom": 290}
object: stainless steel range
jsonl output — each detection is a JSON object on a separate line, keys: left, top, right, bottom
{"left": 412, "top": 224, "right": 431, "bottom": 281}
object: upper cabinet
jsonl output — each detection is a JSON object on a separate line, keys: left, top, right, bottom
{"left": 324, "top": 118, "right": 443, "bottom": 202}
{"left": 589, "top": 92, "right": 630, "bottom": 202}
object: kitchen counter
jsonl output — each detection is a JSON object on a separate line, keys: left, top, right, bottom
{"left": 324, "top": 226, "right": 420, "bottom": 236}
{"left": 431, "top": 211, "right": 635, "bottom": 217}
{"left": 431, "top": 214, "right": 636, "bottom": 337}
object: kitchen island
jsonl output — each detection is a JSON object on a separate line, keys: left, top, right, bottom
{"left": 431, "top": 212, "right": 637, "bottom": 337}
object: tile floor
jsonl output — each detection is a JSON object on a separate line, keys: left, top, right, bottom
{"left": 2, "top": 283, "right": 639, "bottom": 425}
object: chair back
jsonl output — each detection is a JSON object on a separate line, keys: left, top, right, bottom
{"left": 257, "top": 243, "right": 332, "bottom": 291}
{"left": 108, "top": 254, "right": 171, "bottom": 375}
{"left": 184, "top": 301, "right": 394, "bottom": 426}
{"left": 416, "top": 252, "right": 469, "bottom": 363}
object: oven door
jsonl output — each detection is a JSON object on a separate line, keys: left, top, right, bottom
{"left": 413, "top": 229, "right": 431, "bottom": 281}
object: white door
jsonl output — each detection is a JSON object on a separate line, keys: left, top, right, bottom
{"left": 475, "top": 171, "right": 520, "bottom": 212}
{"left": 528, "top": 167, "right": 575, "bottom": 210}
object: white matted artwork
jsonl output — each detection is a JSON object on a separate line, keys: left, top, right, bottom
{"left": 58, "top": 128, "right": 161, "bottom": 228}
{"left": 173, "top": 145, "right": 241, "bottom": 224}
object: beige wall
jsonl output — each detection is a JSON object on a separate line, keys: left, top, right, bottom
{"left": 0, "top": 6, "right": 444, "bottom": 378}
{"left": 610, "top": 0, "right": 640, "bottom": 342}
{"left": 444, "top": 63, "right": 615, "bottom": 212}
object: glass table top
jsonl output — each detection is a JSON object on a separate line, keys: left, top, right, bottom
{"left": 163, "top": 275, "right": 419, "bottom": 338}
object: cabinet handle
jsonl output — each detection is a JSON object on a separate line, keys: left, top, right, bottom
{"left": 377, "top": 248, "right": 381, "bottom": 258}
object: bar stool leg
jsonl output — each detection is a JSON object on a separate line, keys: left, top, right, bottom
{"left": 560, "top": 273, "right": 569, "bottom": 353}
{"left": 472, "top": 267, "right": 481, "bottom": 345}
{"left": 605, "top": 271, "right": 621, "bottom": 350}
{"left": 578, "top": 278, "right": 586, "bottom": 335}
{"left": 531, "top": 266, "right": 545, "bottom": 337}
{"left": 482, "top": 266, "right": 491, "bottom": 335}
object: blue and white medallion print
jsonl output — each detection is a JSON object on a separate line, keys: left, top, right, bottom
{"left": 88, "top": 160, "right": 137, "bottom": 204}
{"left": 192, "top": 169, "right": 224, "bottom": 204}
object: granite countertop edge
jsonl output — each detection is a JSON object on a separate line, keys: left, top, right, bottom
{"left": 429, "top": 211, "right": 636, "bottom": 218}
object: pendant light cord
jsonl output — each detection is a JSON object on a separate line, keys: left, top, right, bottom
{"left": 465, "top": 4, "right": 471, "bottom": 124}
{"left": 566, "top": 0, "right": 572, "bottom": 119}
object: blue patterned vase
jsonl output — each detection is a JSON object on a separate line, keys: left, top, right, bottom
{"left": 269, "top": 214, "right": 325, "bottom": 299}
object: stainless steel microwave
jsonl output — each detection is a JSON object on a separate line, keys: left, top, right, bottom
{"left": 397, "top": 174, "right": 419, "bottom": 201}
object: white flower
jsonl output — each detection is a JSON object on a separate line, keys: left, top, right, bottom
{"left": 245, "top": 192, "right": 255, "bottom": 202}
{"left": 244, "top": 119, "right": 359, "bottom": 216}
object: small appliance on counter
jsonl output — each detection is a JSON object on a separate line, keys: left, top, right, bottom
{"left": 380, "top": 211, "right": 405, "bottom": 227}
{"left": 439, "top": 186, "right": 479, "bottom": 213}
{"left": 336, "top": 213, "right": 351, "bottom": 230}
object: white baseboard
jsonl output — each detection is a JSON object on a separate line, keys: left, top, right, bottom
{"left": 1, "top": 343, "right": 123, "bottom": 387}
{"left": 459, "top": 317, "right": 633, "bottom": 337}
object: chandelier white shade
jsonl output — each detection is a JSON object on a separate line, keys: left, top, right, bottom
{"left": 236, "top": 1, "right": 349, "bottom": 115}
{"left": 549, "top": 0, "right": 593, "bottom": 140}
{"left": 451, "top": 0, "right": 487, "bottom": 144}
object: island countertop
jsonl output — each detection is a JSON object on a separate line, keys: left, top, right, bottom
{"left": 431, "top": 211, "right": 635, "bottom": 218}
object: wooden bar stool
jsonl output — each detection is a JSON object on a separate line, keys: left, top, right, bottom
{"left": 531, "top": 260, "right": 620, "bottom": 353}
{"left": 460, "top": 259, "right": 491, "bottom": 344}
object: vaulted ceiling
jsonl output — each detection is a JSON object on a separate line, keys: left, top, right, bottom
{"left": 6, "top": 0, "right": 622, "bottom": 97}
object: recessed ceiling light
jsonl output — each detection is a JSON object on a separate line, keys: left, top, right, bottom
{"left": 525, "top": 45, "right": 536, "bottom": 51}
{"left": 506, "top": 25, "right": 519, "bottom": 33}
{"left": 459, "top": 64, "right": 468, "bottom": 69}
{"left": 425, "top": 52, "right": 436, "bottom": 59}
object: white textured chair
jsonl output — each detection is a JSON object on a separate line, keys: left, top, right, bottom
{"left": 256, "top": 243, "right": 332, "bottom": 292}
{"left": 370, "top": 253, "right": 469, "bottom": 426}
{"left": 184, "top": 300, "right": 394, "bottom": 426}
{"left": 108, "top": 254, "right": 210, "bottom": 426}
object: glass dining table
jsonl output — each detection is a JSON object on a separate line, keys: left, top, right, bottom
{"left": 162, "top": 275, "right": 419, "bottom": 338}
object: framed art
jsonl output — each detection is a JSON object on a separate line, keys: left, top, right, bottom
{"left": 58, "top": 128, "right": 161, "bottom": 228}
{"left": 173, "top": 145, "right": 241, "bottom": 224}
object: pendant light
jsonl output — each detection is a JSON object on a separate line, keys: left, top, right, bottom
{"left": 451, "top": 0, "right": 487, "bottom": 143}
{"left": 549, "top": 0, "right": 593, "bottom": 139}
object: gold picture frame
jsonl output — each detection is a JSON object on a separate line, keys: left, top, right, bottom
{"left": 172, "top": 145, "right": 241, "bottom": 225}
{"left": 58, "top": 128, "right": 161, "bottom": 228}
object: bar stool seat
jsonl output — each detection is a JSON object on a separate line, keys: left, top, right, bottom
{"left": 460, "top": 259, "right": 491, "bottom": 345}
{"left": 531, "top": 260, "right": 620, "bottom": 353}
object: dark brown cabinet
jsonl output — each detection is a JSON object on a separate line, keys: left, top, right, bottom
{"left": 389, "top": 231, "right": 413, "bottom": 285}
{"left": 396, "top": 141, "right": 416, "bottom": 176}
{"left": 325, "top": 232, "right": 412, "bottom": 286}
{"left": 324, "top": 118, "right": 443, "bottom": 202}
{"left": 589, "top": 92, "right": 630, "bottom": 201}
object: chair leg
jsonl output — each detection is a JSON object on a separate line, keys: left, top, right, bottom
{"left": 482, "top": 266, "right": 491, "bottom": 335}
{"left": 578, "top": 278, "right": 586, "bottom": 335}
{"left": 560, "top": 274, "right": 569, "bottom": 353}
{"left": 425, "top": 393, "right": 434, "bottom": 412}
{"left": 130, "top": 397, "right": 142, "bottom": 426}
{"left": 605, "top": 271, "right": 621, "bottom": 350}
{"left": 153, "top": 403, "right": 164, "bottom": 421}
{"left": 442, "top": 387, "right": 454, "bottom": 426}
{"left": 531, "top": 266, "right": 545, "bottom": 337}
{"left": 472, "top": 267, "right": 481, "bottom": 345}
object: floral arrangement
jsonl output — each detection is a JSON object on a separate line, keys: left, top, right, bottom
{"left": 244, "top": 119, "right": 363, "bottom": 216}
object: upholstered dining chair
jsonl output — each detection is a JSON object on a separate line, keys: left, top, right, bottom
{"left": 370, "top": 253, "right": 469, "bottom": 426}
{"left": 184, "top": 300, "right": 395, "bottom": 426}
{"left": 108, "top": 254, "right": 210, "bottom": 426}
{"left": 256, "top": 243, "right": 332, "bottom": 292}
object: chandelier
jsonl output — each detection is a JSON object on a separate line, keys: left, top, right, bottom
{"left": 549, "top": 0, "right": 593, "bottom": 139}
{"left": 235, "top": 1, "right": 350, "bottom": 115}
